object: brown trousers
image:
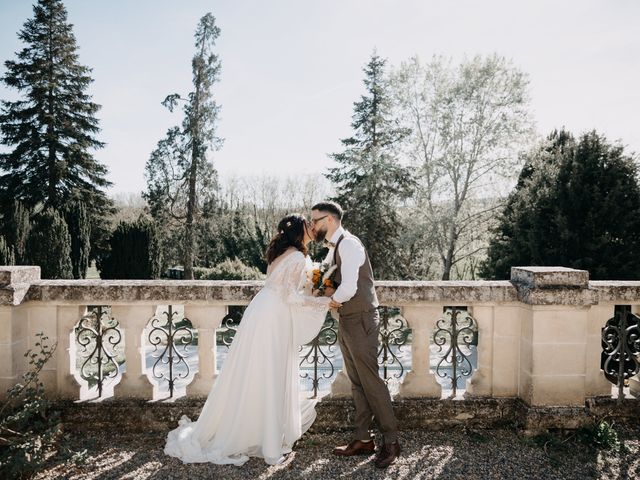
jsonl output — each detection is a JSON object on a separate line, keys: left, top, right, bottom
{"left": 338, "top": 308, "right": 398, "bottom": 443}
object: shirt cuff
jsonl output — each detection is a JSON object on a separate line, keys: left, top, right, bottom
{"left": 332, "top": 288, "right": 354, "bottom": 304}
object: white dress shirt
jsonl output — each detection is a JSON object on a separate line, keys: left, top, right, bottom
{"left": 326, "top": 226, "right": 366, "bottom": 304}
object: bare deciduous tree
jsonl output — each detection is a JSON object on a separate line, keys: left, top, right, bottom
{"left": 392, "top": 54, "right": 535, "bottom": 279}
{"left": 221, "top": 174, "right": 332, "bottom": 233}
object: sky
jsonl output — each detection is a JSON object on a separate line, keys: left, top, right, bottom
{"left": 0, "top": 0, "right": 639, "bottom": 196}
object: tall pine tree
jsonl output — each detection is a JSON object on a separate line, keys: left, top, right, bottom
{"left": 0, "top": 0, "right": 114, "bottom": 261}
{"left": 326, "top": 53, "right": 414, "bottom": 278}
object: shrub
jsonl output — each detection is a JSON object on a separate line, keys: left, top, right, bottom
{"left": 0, "top": 236, "right": 14, "bottom": 265}
{"left": 193, "top": 258, "right": 264, "bottom": 280}
{"left": 0, "top": 333, "right": 86, "bottom": 478}
{"left": 99, "top": 216, "right": 162, "bottom": 279}
{"left": 64, "top": 201, "right": 91, "bottom": 279}
{"left": 576, "top": 420, "right": 622, "bottom": 451}
{"left": 25, "top": 208, "right": 73, "bottom": 279}
{"left": 1, "top": 201, "right": 30, "bottom": 264}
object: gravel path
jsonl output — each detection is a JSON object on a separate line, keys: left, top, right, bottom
{"left": 33, "top": 427, "right": 639, "bottom": 480}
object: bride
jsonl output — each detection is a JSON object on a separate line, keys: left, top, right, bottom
{"left": 164, "top": 214, "right": 333, "bottom": 466}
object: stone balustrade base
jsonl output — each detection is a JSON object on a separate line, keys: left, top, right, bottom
{"left": 53, "top": 396, "right": 640, "bottom": 436}
{"left": 2, "top": 265, "right": 638, "bottom": 426}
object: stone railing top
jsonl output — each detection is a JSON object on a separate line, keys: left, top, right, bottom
{"left": 0, "top": 265, "right": 41, "bottom": 287}
{"left": 0, "top": 266, "right": 41, "bottom": 305}
{"left": 2, "top": 266, "right": 640, "bottom": 306}
{"left": 23, "top": 279, "right": 265, "bottom": 305}
{"left": 375, "top": 280, "right": 517, "bottom": 304}
{"left": 15, "top": 279, "right": 519, "bottom": 305}
{"left": 510, "top": 266, "right": 589, "bottom": 289}
{"left": 589, "top": 281, "right": 640, "bottom": 303}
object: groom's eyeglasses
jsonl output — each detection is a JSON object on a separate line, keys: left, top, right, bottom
{"left": 309, "top": 215, "right": 329, "bottom": 225}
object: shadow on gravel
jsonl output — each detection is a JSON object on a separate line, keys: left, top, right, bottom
{"left": 34, "top": 427, "right": 639, "bottom": 480}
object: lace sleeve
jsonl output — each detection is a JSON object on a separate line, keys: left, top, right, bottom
{"left": 284, "top": 253, "right": 331, "bottom": 312}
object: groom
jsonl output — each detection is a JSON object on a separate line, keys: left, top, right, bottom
{"left": 310, "top": 201, "right": 400, "bottom": 469}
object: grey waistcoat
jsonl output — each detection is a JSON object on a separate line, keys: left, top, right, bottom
{"left": 333, "top": 233, "right": 379, "bottom": 316}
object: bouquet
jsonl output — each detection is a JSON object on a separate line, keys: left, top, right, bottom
{"left": 307, "top": 262, "right": 340, "bottom": 296}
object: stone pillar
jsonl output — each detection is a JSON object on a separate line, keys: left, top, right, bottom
{"left": 185, "top": 305, "right": 226, "bottom": 396}
{"left": 465, "top": 305, "right": 494, "bottom": 397}
{"left": 587, "top": 304, "right": 614, "bottom": 397}
{"left": 55, "top": 305, "right": 85, "bottom": 399}
{"left": 398, "top": 306, "right": 442, "bottom": 398}
{"left": 628, "top": 305, "right": 640, "bottom": 398}
{"left": 629, "top": 376, "right": 640, "bottom": 398}
{"left": 330, "top": 370, "right": 352, "bottom": 398}
{"left": 511, "top": 267, "right": 594, "bottom": 406}
{"left": 0, "top": 306, "right": 15, "bottom": 399}
{"left": 0, "top": 267, "right": 41, "bottom": 400}
{"left": 112, "top": 305, "right": 155, "bottom": 399}
{"left": 489, "top": 305, "right": 523, "bottom": 397}
{"left": 630, "top": 379, "right": 640, "bottom": 398}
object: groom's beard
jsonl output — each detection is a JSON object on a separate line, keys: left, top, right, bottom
{"left": 314, "top": 227, "right": 328, "bottom": 243}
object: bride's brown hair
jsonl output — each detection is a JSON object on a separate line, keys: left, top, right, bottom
{"left": 266, "top": 214, "right": 308, "bottom": 264}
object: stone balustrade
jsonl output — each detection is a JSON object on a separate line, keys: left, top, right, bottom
{"left": 1, "top": 265, "right": 638, "bottom": 410}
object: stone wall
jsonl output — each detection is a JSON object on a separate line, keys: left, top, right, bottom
{"left": 1, "top": 265, "right": 639, "bottom": 424}
{"left": 55, "top": 397, "right": 640, "bottom": 434}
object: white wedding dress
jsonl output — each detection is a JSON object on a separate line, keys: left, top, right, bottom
{"left": 164, "top": 250, "right": 330, "bottom": 466}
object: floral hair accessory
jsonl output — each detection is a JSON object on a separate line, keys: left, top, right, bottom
{"left": 286, "top": 221, "right": 292, "bottom": 227}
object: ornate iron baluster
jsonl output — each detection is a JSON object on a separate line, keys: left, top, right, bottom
{"left": 601, "top": 305, "right": 640, "bottom": 404}
{"left": 299, "top": 313, "right": 338, "bottom": 398}
{"left": 75, "top": 306, "right": 122, "bottom": 398}
{"left": 433, "top": 307, "right": 477, "bottom": 398}
{"left": 377, "top": 306, "right": 411, "bottom": 383}
{"left": 148, "top": 305, "right": 195, "bottom": 398}
{"left": 218, "top": 306, "right": 244, "bottom": 348}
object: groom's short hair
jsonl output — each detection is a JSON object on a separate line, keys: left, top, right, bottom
{"left": 312, "top": 201, "right": 343, "bottom": 221}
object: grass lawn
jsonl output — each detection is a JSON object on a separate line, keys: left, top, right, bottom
{"left": 86, "top": 261, "right": 100, "bottom": 279}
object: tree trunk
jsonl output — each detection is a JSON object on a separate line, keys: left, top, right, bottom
{"left": 441, "top": 222, "right": 458, "bottom": 280}
{"left": 441, "top": 254, "right": 453, "bottom": 280}
{"left": 182, "top": 31, "right": 208, "bottom": 280}
{"left": 46, "top": 19, "right": 58, "bottom": 208}
{"left": 183, "top": 158, "right": 198, "bottom": 280}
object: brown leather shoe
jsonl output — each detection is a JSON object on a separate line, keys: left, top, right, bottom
{"left": 374, "top": 440, "right": 401, "bottom": 468}
{"left": 333, "top": 438, "right": 376, "bottom": 456}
